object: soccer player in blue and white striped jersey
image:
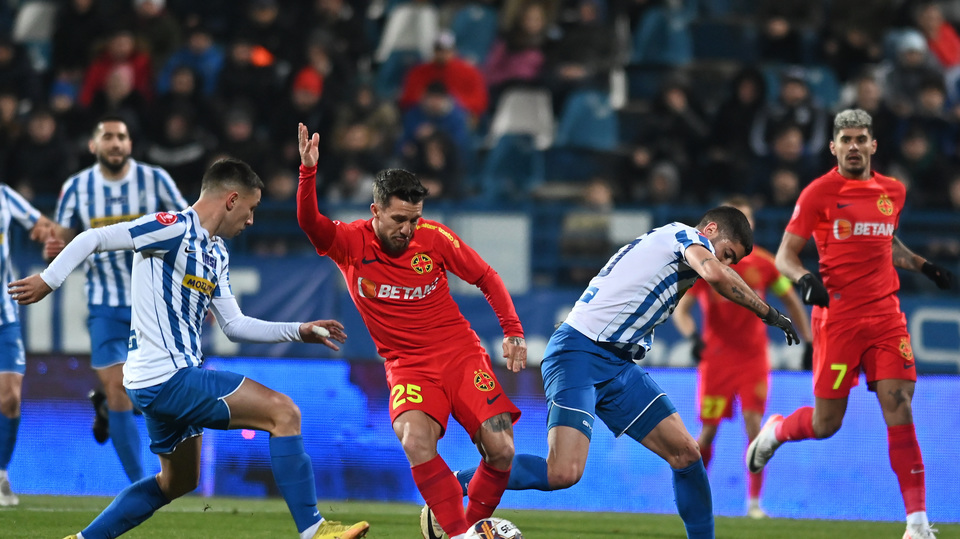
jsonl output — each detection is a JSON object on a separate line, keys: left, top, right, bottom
{"left": 11, "top": 158, "right": 370, "bottom": 539}
{"left": 0, "top": 183, "right": 56, "bottom": 506}
{"left": 46, "top": 116, "right": 189, "bottom": 483}
{"left": 454, "top": 207, "right": 800, "bottom": 539}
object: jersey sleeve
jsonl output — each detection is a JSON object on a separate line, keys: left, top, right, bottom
{"left": 55, "top": 177, "right": 82, "bottom": 230}
{"left": 1, "top": 184, "right": 40, "bottom": 230}
{"left": 154, "top": 167, "right": 190, "bottom": 211}
{"left": 214, "top": 254, "right": 233, "bottom": 299}
{"left": 129, "top": 212, "right": 187, "bottom": 254}
{"left": 785, "top": 182, "right": 825, "bottom": 239}
{"left": 675, "top": 225, "right": 714, "bottom": 260}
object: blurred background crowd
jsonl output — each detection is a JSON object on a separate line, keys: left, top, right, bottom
{"left": 1, "top": 0, "right": 959, "bottom": 288}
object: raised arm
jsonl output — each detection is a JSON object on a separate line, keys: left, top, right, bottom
{"left": 296, "top": 123, "right": 337, "bottom": 253}
{"left": 685, "top": 244, "right": 800, "bottom": 345}
{"left": 893, "top": 236, "right": 954, "bottom": 289}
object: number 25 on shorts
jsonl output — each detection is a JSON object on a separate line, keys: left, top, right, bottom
{"left": 830, "top": 363, "right": 848, "bottom": 390}
{"left": 391, "top": 383, "right": 423, "bottom": 410}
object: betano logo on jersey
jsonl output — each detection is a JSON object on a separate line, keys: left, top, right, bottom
{"left": 182, "top": 274, "right": 215, "bottom": 296}
{"left": 356, "top": 275, "right": 441, "bottom": 300}
{"left": 832, "top": 219, "right": 895, "bottom": 240}
{"left": 877, "top": 194, "right": 894, "bottom": 216}
{"left": 474, "top": 369, "right": 496, "bottom": 391}
{"left": 410, "top": 253, "right": 434, "bottom": 274}
{"left": 90, "top": 214, "right": 145, "bottom": 228}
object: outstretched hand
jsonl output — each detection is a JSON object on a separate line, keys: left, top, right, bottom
{"left": 502, "top": 336, "right": 527, "bottom": 373}
{"left": 299, "top": 320, "right": 347, "bottom": 351}
{"left": 298, "top": 123, "right": 320, "bottom": 168}
{"left": 8, "top": 274, "right": 53, "bottom": 305}
{"left": 760, "top": 305, "right": 800, "bottom": 346}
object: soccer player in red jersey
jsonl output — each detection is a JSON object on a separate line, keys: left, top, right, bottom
{"left": 295, "top": 124, "right": 527, "bottom": 539}
{"left": 673, "top": 196, "right": 812, "bottom": 519}
{"left": 747, "top": 109, "right": 954, "bottom": 539}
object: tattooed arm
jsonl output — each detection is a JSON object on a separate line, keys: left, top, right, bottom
{"left": 891, "top": 236, "right": 925, "bottom": 272}
{"left": 684, "top": 244, "right": 769, "bottom": 317}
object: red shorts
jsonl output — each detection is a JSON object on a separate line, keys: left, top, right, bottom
{"left": 697, "top": 354, "right": 768, "bottom": 425}
{"left": 384, "top": 347, "right": 520, "bottom": 440}
{"left": 812, "top": 312, "right": 915, "bottom": 399}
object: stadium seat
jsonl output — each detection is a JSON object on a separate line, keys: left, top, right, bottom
{"left": 373, "top": 3, "right": 439, "bottom": 63}
{"left": 690, "top": 19, "right": 757, "bottom": 62}
{"left": 486, "top": 87, "right": 555, "bottom": 150}
{"left": 449, "top": 3, "right": 498, "bottom": 65}
{"left": 373, "top": 49, "right": 421, "bottom": 100}
{"left": 630, "top": 5, "right": 693, "bottom": 66}
{"left": 554, "top": 89, "right": 619, "bottom": 152}
{"left": 762, "top": 63, "right": 840, "bottom": 107}
{"left": 477, "top": 133, "right": 545, "bottom": 202}
{"left": 544, "top": 147, "right": 618, "bottom": 183}
{"left": 625, "top": 64, "right": 673, "bottom": 101}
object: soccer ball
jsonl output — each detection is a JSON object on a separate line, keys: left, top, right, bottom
{"left": 465, "top": 517, "right": 523, "bottom": 539}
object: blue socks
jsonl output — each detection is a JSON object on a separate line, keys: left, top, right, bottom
{"left": 83, "top": 475, "right": 169, "bottom": 538}
{"left": 457, "top": 454, "right": 551, "bottom": 496}
{"left": 109, "top": 410, "right": 144, "bottom": 482}
{"left": 0, "top": 414, "right": 20, "bottom": 469}
{"left": 270, "top": 435, "right": 321, "bottom": 533}
{"left": 672, "top": 458, "right": 714, "bottom": 539}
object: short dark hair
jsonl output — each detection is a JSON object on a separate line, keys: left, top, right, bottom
{"left": 372, "top": 168, "right": 428, "bottom": 206}
{"left": 92, "top": 114, "right": 130, "bottom": 136}
{"left": 697, "top": 205, "right": 753, "bottom": 256}
{"left": 201, "top": 158, "right": 263, "bottom": 193}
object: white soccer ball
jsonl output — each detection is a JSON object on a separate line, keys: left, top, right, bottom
{"left": 464, "top": 517, "right": 523, "bottom": 539}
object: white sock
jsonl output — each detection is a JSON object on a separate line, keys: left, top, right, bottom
{"left": 0, "top": 469, "right": 7, "bottom": 480}
{"left": 906, "top": 511, "right": 929, "bottom": 528}
{"left": 450, "top": 535, "right": 466, "bottom": 539}
{"left": 300, "top": 519, "right": 324, "bottom": 539}
{"left": 76, "top": 534, "right": 85, "bottom": 539}
{"left": 748, "top": 497, "right": 760, "bottom": 508}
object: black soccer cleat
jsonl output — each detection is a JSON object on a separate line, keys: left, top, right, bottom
{"left": 88, "top": 389, "right": 110, "bottom": 445}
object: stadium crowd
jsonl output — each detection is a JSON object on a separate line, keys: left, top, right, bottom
{"left": 1, "top": 0, "right": 959, "bottom": 279}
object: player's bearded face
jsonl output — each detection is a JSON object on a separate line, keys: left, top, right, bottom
{"left": 832, "top": 127, "right": 875, "bottom": 177}
{"left": 373, "top": 198, "right": 422, "bottom": 255}
{"left": 92, "top": 121, "right": 132, "bottom": 174}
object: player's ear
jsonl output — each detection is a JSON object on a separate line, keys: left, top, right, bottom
{"left": 226, "top": 192, "right": 238, "bottom": 210}
{"left": 87, "top": 138, "right": 96, "bottom": 155}
{"left": 370, "top": 202, "right": 378, "bottom": 218}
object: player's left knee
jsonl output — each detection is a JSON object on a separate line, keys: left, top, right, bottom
{"left": 670, "top": 439, "right": 702, "bottom": 469}
{"left": 0, "top": 397, "right": 19, "bottom": 418}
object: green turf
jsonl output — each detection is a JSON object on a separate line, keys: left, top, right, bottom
{"left": 0, "top": 496, "right": 956, "bottom": 538}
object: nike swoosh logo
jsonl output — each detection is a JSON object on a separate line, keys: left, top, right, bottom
{"left": 185, "top": 247, "right": 197, "bottom": 253}
{"left": 910, "top": 469, "right": 924, "bottom": 474}
{"left": 837, "top": 203, "right": 853, "bottom": 208}
{"left": 486, "top": 393, "right": 502, "bottom": 405}
{"left": 904, "top": 363, "right": 915, "bottom": 369}
{"left": 361, "top": 254, "right": 382, "bottom": 264}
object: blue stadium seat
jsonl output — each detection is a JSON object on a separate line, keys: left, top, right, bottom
{"left": 631, "top": 6, "right": 693, "bottom": 66}
{"left": 477, "top": 134, "right": 545, "bottom": 202}
{"left": 690, "top": 19, "right": 757, "bottom": 62}
{"left": 554, "top": 90, "right": 619, "bottom": 151}
{"left": 373, "top": 50, "right": 421, "bottom": 100}
{"left": 450, "top": 3, "right": 498, "bottom": 65}
{"left": 762, "top": 63, "right": 840, "bottom": 107}
{"left": 544, "top": 147, "right": 618, "bottom": 182}
{"left": 625, "top": 64, "right": 672, "bottom": 101}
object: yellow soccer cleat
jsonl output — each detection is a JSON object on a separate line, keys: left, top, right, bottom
{"left": 62, "top": 536, "right": 78, "bottom": 539}
{"left": 312, "top": 519, "right": 370, "bottom": 539}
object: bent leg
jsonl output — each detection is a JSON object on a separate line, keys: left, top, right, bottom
{"left": 776, "top": 396, "right": 848, "bottom": 442}
{"left": 466, "top": 412, "right": 515, "bottom": 523}
{"left": 97, "top": 364, "right": 144, "bottom": 482}
{"left": 0, "top": 373, "right": 22, "bottom": 471}
{"left": 396, "top": 410, "right": 468, "bottom": 537}
{"left": 876, "top": 379, "right": 927, "bottom": 521}
{"left": 696, "top": 423, "right": 718, "bottom": 468}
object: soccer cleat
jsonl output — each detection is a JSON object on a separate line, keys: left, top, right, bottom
{"left": 746, "top": 414, "right": 784, "bottom": 473}
{"left": 311, "top": 519, "right": 370, "bottom": 539}
{"left": 746, "top": 500, "right": 768, "bottom": 519}
{"left": 903, "top": 523, "right": 938, "bottom": 539}
{"left": 62, "top": 536, "right": 78, "bottom": 539}
{"left": 0, "top": 474, "right": 19, "bottom": 506}
{"left": 89, "top": 389, "right": 109, "bottom": 445}
{"left": 420, "top": 505, "right": 448, "bottom": 539}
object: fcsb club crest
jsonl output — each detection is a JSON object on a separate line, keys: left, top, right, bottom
{"left": 474, "top": 370, "right": 496, "bottom": 392}
{"left": 410, "top": 253, "right": 434, "bottom": 274}
{"left": 876, "top": 195, "right": 894, "bottom": 216}
{"left": 899, "top": 337, "right": 914, "bottom": 362}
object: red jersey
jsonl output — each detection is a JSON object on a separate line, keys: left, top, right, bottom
{"left": 296, "top": 166, "right": 523, "bottom": 363}
{"left": 690, "top": 247, "right": 787, "bottom": 366}
{"left": 786, "top": 167, "right": 905, "bottom": 320}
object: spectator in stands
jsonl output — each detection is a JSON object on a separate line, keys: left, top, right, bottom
{"left": 887, "top": 123, "right": 951, "bottom": 209}
{"left": 559, "top": 175, "right": 615, "bottom": 283}
{"left": 235, "top": 0, "right": 297, "bottom": 67}
{"left": 915, "top": 1, "right": 960, "bottom": 70}
{"left": 750, "top": 123, "right": 819, "bottom": 204}
{"left": 332, "top": 80, "right": 401, "bottom": 162}
{"left": 644, "top": 161, "right": 683, "bottom": 205}
{"left": 901, "top": 77, "right": 956, "bottom": 156}
{"left": 166, "top": 0, "right": 236, "bottom": 41}
{"left": 756, "top": 0, "right": 821, "bottom": 64}
{"left": 0, "top": 89, "right": 21, "bottom": 168}
{"left": 216, "top": 34, "right": 280, "bottom": 123}
{"left": 51, "top": 0, "right": 109, "bottom": 78}
{"left": 78, "top": 27, "right": 153, "bottom": 108}
{"left": 292, "top": 32, "right": 354, "bottom": 113}
{"left": 86, "top": 65, "right": 149, "bottom": 142}
{"left": 819, "top": 0, "right": 892, "bottom": 82}
{"left": 48, "top": 77, "right": 90, "bottom": 157}
{"left": 399, "top": 30, "right": 489, "bottom": 121}
{"left": 156, "top": 24, "right": 225, "bottom": 97}
{"left": 325, "top": 161, "right": 377, "bottom": 204}
{"left": 648, "top": 75, "right": 710, "bottom": 198}
{"left": 131, "top": 0, "right": 182, "bottom": 71}
{"left": 705, "top": 67, "right": 767, "bottom": 199}
{"left": 294, "top": 0, "right": 371, "bottom": 67}
{"left": 766, "top": 167, "right": 802, "bottom": 208}
{"left": 844, "top": 69, "right": 898, "bottom": 168}
{"left": 5, "top": 109, "right": 75, "bottom": 202}
{"left": 269, "top": 68, "right": 328, "bottom": 169}
{"left": 150, "top": 65, "right": 220, "bottom": 142}
{"left": 883, "top": 30, "right": 944, "bottom": 118}
{"left": 143, "top": 106, "right": 210, "bottom": 197}
{"left": 402, "top": 131, "right": 462, "bottom": 200}
{"left": 399, "top": 81, "right": 472, "bottom": 173}
{"left": 218, "top": 106, "right": 271, "bottom": 177}
{"left": 543, "top": 0, "right": 616, "bottom": 113}
{"left": 0, "top": 37, "right": 42, "bottom": 110}
{"left": 750, "top": 67, "right": 828, "bottom": 158}
{"left": 482, "top": 0, "right": 550, "bottom": 106}
{"left": 252, "top": 165, "right": 302, "bottom": 255}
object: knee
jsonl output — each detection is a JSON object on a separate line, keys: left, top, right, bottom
{"left": 0, "top": 395, "right": 19, "bottom": 418}
{"left": 666, "top": 438, "right": 702, "bottom": 469}
{"left": 398, "top": 428, "right": 437, "bottom": 463}
{"left": 812, "top": 416, "right": 842, "bottom": 439}
{"left": 482, "top": 438, "right": 515, "bottom": 470}
{"left": 157, "top": 473, "right": 199, "bottom": 500}
{"left": 269, "top": 394, "right": 301, "bottom": 436}
{"left": 547, "top": 461, "right": 583, "bottom": 490}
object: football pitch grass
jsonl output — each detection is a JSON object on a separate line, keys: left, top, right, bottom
{"left": 0, "top": 496, "right": 957, "bottom": 538}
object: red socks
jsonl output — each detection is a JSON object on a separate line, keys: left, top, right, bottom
{"left": 775, "top": 406, "right": 815, "bottom": 442}
{"left": 411, "top": 455, "right": 468, "bottom": 536}
{"left": 700, "top": 443, "right": 713, "bottom": 468}
{"left": 465, "top": 460, "right": 511, "bottom": 525}
{"left": 888, "top": 424, "right": 926, "bottom": 515}
{"left": 748, "top": 471, "right": 763, "bottom": 499}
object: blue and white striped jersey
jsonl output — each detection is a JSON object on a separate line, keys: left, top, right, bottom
{"left": 124, "top": 209, "right": 231, "bottom": 388}
{"left": 564, "top": 222, "right": 714, "bottom": 359}
{"left": 55, "top": 160, "right": 188, "bottom": 307}
{"left": 0, "top": 185, "right": 40, "bottom": 325}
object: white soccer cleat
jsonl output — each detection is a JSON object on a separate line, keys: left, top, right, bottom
{"left": 0, "top": 474, "right": 19, "bottom": 506}
{"left": 746, "top": 414, "right": 784, "bottom": 473}
{"left": 746, "top": 500, "right": 768, "bottom": 519}
{"left": 420, "top": 505, "right": 448, "bottom": 539}
{"left": 903, "top": 523, "right": 938, "bottom": 539}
